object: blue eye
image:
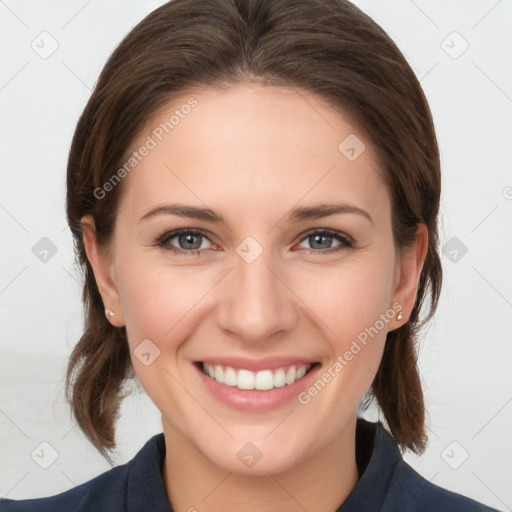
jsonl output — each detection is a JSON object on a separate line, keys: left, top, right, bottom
{"left": 157, "top": 229, "right": 213, "bottom": 255}
{"left": 156, "top": 229, "right": 354, "bottom": 256}
{"left": 297, "top": 230, "right": 354, "bottom": 253}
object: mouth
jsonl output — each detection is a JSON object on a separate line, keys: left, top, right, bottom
{"left": 194, "top": 361, "right": 320, "bottom": 391}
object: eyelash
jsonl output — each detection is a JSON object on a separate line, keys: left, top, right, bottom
{"left": 155, "top": 228, "right": 355, "bottom": 256}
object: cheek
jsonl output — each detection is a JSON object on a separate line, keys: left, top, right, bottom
{"left": 288, "top": 256, "right": 396, "bottom": 341}
{"left": 115, "top": 263, "right": 220, "bottom": 415}
{"left": 118, "top": 264, "right": 217, "bottom": 347}
{"left": 290, "top": 262, "right": 394, "bottom": 422}
{"left": 117, "top": 243, "right": 396, "bottom": 357}
{"left": 287, "top": 254, "right": 396, "bottom": 404}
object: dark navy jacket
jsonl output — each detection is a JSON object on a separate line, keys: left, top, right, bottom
{"left": 0, "top": 419, "right": 501, "bottom": 511}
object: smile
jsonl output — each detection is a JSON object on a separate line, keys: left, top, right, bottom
{"left": 200, "top": 362, "right": 314, "bottom": 391}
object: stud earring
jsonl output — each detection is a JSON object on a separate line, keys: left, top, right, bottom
{"left": 397, "top": 311, "right": 403, "bottom": 321}
{"left": 105, "top": 309, "right": 115, "bottom": 318}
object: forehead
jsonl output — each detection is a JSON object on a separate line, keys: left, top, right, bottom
{"left": 118, "top": 84, "right": 389, "bottom": 225}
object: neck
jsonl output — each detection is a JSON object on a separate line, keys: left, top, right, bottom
{"left": 161, "top": 417, "right": 360, "bottom": 512}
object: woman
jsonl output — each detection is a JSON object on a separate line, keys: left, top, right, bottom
{"left": 0, "top": 0, "right": 502, "bottom": 510}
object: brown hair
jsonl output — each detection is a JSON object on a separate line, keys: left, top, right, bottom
{"left": 66, "top": 0, "right": 442, "bottom": 460}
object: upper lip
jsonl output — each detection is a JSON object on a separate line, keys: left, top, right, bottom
{"left": 196, "top": 357, "right": 319, "bottom": 372}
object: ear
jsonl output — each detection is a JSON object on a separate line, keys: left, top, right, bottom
{"left": 389, "top": 223, "right": 428, "bottom": 329}
{"left": 81, "top": 215, "right": 125, "bottom": 327}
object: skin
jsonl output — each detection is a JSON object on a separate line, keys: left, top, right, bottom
{"left": 82, "top": 84, "right": 428, "bottom": 512}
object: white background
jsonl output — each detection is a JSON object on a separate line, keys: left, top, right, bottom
{"left": 0, "top": 0, "right": 511, "bottom": 509}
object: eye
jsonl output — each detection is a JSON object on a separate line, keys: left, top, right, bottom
{"left": 156, "top": 228, "right": 354, "bottom": 256}
{"left": 156, "top": 229, "right": 215, "bottom": 254}
{"left": 296, "top": 230, "right": 354, "bottom": 253}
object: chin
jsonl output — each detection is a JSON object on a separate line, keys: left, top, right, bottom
{"left": 196, "top": 432, "right": 312, "bottom": 476}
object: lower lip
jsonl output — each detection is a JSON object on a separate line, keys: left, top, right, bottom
{"left": 193, "top": 362, "right": 321, "bottom": 412}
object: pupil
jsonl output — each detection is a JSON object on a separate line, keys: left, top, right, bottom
{"left": 311, "top": 234, "right": 331, "bottom": 249}
{"left": 180, "top": 233, "right": 201, "bottom": 250}
{"left": 176, "top": 233, "right": 333, "bottom": 251}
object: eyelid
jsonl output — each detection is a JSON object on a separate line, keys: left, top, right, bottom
{"left": 156, "top": 227, "right": 354, "bottom": 253}
{"left": 297, "top": 228, "right": 354, "bottom": 245}
{"left": 159, "top": 227, "right": 212, "bottom": 241}
{"left": 157, "top": 228, "right": 217, "bottom": 250}
{"left": 295, "top": 228, "right": 354, "bottom": 251}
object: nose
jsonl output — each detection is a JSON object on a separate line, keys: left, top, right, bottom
{"left": 217, "top": 248, "right": 298, "bottom": 346}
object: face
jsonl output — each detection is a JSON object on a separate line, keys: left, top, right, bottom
{"left": 84, "top": 84, "right": 424, "bottom": 475}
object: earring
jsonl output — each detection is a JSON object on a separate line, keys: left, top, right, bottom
{"left": 397, "top": 311, "right": 403, "bottom": 321}
{"left": 105, "top": 309, "right": 115, "bottom": 318}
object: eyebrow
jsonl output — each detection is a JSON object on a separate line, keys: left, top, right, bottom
{"left": 139, "top": 202, "right": 373, "bottom": 225}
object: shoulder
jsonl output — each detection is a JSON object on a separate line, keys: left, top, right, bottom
{"left": 387, "top": 453, "right": 501, "bottom": 512}
{"left": 0, "top": 463, "right": 128, "bottom": 512}
{"left": 0, "top": 434, "right": 166, "bottom": 512}
{"left": 348, "top": 419, "right": 502, "bottom": 512}
{"left": 0, "top": 464, "right": 128, "bottom": 512}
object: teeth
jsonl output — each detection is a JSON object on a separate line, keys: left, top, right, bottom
{"left": 237, "top": 369, "right": 255, "bottom": 390}
{"left": 201, "top": 362, "right": 312, "bottom": 391}
{"left": 273, "top": 368, "right": 286, "bottom": 388}
{"left": 255, "top": 370, "right": 273, "bottom": 390}
{"left": 296, "top": 365, "right": 307, "bottom": 379}
{"left": 224, "top": 366, "right": 237, "bottom": 386}
{"left": 214, "top": 365, "right": 224, "bottom": 383}
{"left": 285, "top": 366, "right": 296, "bottom": 385}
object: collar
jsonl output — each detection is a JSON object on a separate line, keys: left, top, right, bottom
{"left": 336, "top": 419, "right": 401, "bottom": 511}
{"left": 125, "top": 418, "right": 399, "bottom": 512}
